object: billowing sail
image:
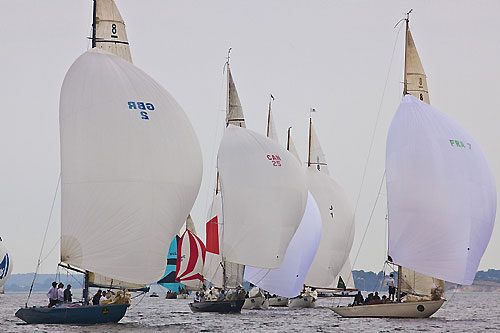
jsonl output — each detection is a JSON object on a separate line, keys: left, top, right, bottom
{"left": 404, "top": 26, "right": 429, "bottom": 103}
{"left": 157, "top": 236, "right": 184, "bottom": 292}
{"left": 0, "top": 241, "right": 12, "bottom": 289}
{"left": 309, "top": 125, "right": 329, "bottom": 175}
{"left": 335, "top": 258, "right": 355, "bottom": 289}
{"left": 226, "top": 66, "right": 246, "bottom": 127}
{"left": 88, "top": 272, "right": 147, "bottom": 291}
{"left": 386, "top": 95, "right": 496, "bottom": 285}
{"left": 203, "top": 194, "right": 224, "bottom": 288}
{"left": 60, "top": 49, "right": 203, "bottom": 284}
{"left": 94, "top": 0, "right": 132, "bottom": 63}
{"left": 218, "top": 125, "right": 308, "bottom": 269}
{"left": 244, "top": 192, "right": 322, "bottom": 297}
{"left": 176, "top": 230, "right": 206, "bottom": 290}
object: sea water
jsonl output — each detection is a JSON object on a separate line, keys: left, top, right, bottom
{"left": 1, "top": 292, "right": 499, "bottom": 332}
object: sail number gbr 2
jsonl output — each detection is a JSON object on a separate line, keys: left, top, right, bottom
{"left": 128, "top": 101, "right": 155, "bottom": 120}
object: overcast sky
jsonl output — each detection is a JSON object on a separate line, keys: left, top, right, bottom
{"left": 1, "top": 1, "right": 499, "bottom": 275}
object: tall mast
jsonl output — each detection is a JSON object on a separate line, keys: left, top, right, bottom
{"left": 225, "top": 48, "right": 231, "bottom": 128}
{"left": 307, "top": 117, "right": 312, "bottom": 167}
{"left": 91, "top": 0, "right": 97, "bottom": 48}
{"left": 402, "top": 9, "right": 412, "bottom": 96}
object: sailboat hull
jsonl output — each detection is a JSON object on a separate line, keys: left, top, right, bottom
{"left": 15, "top": 304, "right": 128, "bottom": 324}
{"left": 189, "top": 300, "right": 244, "bottom": 313}
{"left": 288, "top": 296, "right": 316, "bottom": 308}
{"left": 331, "top": 299, "right": 445, "bottom": 318}
{"left": 268, "top": 297, "right": 289, "bottom": 307}
{"left": 242, "top": 296, "right": 269, "bottom": 309}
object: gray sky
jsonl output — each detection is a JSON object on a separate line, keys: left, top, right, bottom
{"left": 1, "top": 1, "right": 499, "bottom": 275}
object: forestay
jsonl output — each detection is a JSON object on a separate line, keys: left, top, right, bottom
{"left": 95, "top": 0, "right": 132, "bottom": 63}
{"left": 244, "top": 192, "right": 322, "bottom": 297}
{"left": 60, "top": 49, "right": 202, "bottom": 284}
{"left": 176, "top": 230, "right": 206, "bottom": 290}
{"left": 305, "top": 167, "right": 355, "bottom": 288}
{"left": 386, "top": 95, "right": 496, "bottom": 285}
{"left": 218, "top": 125, "right": 308, "bottom": 269}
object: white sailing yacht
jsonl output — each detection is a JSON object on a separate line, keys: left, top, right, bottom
{"left": 289, "top": 117, "right": 356, "bottom": 308}
{"left": 332, "top": 12, "right": 497, "bottom": 318}
{"left": 192, "top": 55, "right": 308, "bottom": 313}
{"left": 244, "top": 99, "right": 323, "bottom": 308}
{"left": 15, "top": 0, "right": 203, "bottom": 324}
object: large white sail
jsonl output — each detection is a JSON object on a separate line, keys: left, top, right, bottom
{"left": 304, "top": 167, "right": 355, "bottom": 288}
{"left": 244, "top": 192, "right": 322, "bottom": 297}
{"left": 266, "top": 100, "right": 279, "bottom": 143}
{"left": 94, "top": 0, "right": 132, "bottom": 63}
{"left": 386, "top": 95, "right": 496, "bottom": 285}
{"left": 287, "top": 131, "right": 301, "bottom": 162}
{"left": 218, "top": 125, "right": 308, "bottom": 269}
{"left": 226, "top": 65, "right": 246, "bottom": 128}
{"left": 0, "top": 241, "right": 12, "bottom": 289}
{"left": 60, "top": 49, "right": 203, "bottom": 284}
{"left": 404, "top": 26, "right": 429, "bottom": 104}
{"left": 309, "top": 124, "right": 329, "bottom": 175}
{"left": 400, "top": 267, "right": 444, "bottom": 296}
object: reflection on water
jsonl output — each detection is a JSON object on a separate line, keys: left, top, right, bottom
{"left": 2, "top": 292, "right": 500, "bottom": 332}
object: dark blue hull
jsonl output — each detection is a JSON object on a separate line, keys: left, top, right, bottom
{"left": 15, "top": 304, "right": 128, "bottom": 324}
{"left": 189, "top": 300, "right": 244, "bottom": 313}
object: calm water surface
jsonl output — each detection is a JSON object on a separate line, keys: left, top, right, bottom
{"left": 1, "top": 292, "right": 499, "bottom": 332}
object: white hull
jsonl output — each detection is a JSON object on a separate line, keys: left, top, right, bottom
{"left": 242, "top": 296, "right": 269, "bottom": 309}
{"left": 288, "top": 296, "right": 316, "bottom": 308}
{"left": 331, "top": 299, "right": 445, "bottom": 318}
{"left": 268, "top": 297, "right": 289, "bottom": 307}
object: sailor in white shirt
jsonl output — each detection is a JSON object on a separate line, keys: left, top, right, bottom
{"left": 46, "top": 282, "right": 59, "bottom": 307}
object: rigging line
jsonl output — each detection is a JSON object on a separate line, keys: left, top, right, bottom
{"left": 25, "top": 174, "right": 61, "bottom": 307}
{"left": 39, "top": 238, "right": 60, "bottom": 265}
{"left": 345, "top": 22, "right": 404, "bottom": 269}
{"left": 350, "top": 172, "right": 386, "bottom": 275}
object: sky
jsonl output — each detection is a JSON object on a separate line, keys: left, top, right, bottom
{"left": 1, "top": 1, "right": 499, "bottom": 275}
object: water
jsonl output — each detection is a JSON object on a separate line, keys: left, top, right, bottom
{"left": 1, "top": 292, "right": 499, "bottom": 332}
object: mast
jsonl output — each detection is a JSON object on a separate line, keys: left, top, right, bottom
{"left": 397, "top": 265, "right": 402, "bottom": 302}
{"left": 266, "top": 95, "right": 273, "bottom": 137}
{"left": 83, "top": 271, "right": 90, "bottom": 305}
{"left": 402, "top": 9, "right": 412, "bottom": 96}
{"left": 307, "top": 117, "right": 312, "bottom": 167}
{"left": 225, "top": 48, "right": 231, "bottom": 127}
{"left": 91, "top": 0, "right": 97, "bottom": 48}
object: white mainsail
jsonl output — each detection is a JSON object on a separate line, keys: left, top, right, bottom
{"left": 399, "top": 267, "right": 444, "bottom": 296}
{"left": 0, "top": 241, "right": 12, "bottom": 289}
{"left": 266, "top": 98, "right": 279, "bottom": 143}
{"left": 305, "top": 122, "right": 355, "bottom": 288}
{"left": 226, "top": 65, "right": 246, "bottom": 128}
{"left": 386, "top": 95, "right": 496, "bottom": 285}
{"left": 186, "top": 214, "right": 197, "bottom": 234}
{"left": 244, "top": 192, "right": 322, "bottom": 297}
{"left": 94, "top": 0, "right": 132, "bottom": 63}
{"left": 287, "top": 130, "right": 301, "bottom": 162}
{"left": 60, "top": 49, "right": 203, "bottom": 284}
{"left": 218, "top": 125, "right": 308, "bottom": 269}
{"left": 404, "top": 25, "right": 429, "bottom": 103}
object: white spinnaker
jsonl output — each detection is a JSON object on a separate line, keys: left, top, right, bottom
{"left": 305, "top": 167, "right": 355, "bottom": 288}
{"left": 218, "top": 125, "right": 308, "bottom": 269}
{"left": 244, "top": 192, "right": 322, "bottom": 297}
{"left": 386, "top": 95, "right": 496, "bottom": 285}
{"left": 335, "top": 258, "right": 355, "bottom": 289}
{"left": 226, "top": 66, "right": 246, "bottom": 128}
{"left": 203, "top": 193, "right": 224, "bottom": 288}
{"left": 0, "top": 241, "right": 12, "bottom": 289}
{"left": 405, "top": 27, "right": 429, "bottom": 104}
{"left": 60, "top": 49, "right": 202, "bottom": 284}
{"left": 95, "top": 0, "right": 132, "bottom": 63}
{"left": 309, "top": 125, "right": 330, "bottom": 175}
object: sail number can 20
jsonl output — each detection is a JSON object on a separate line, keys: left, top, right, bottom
{"left": 128, "top": 101, "right": 155, "bottom": 120}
